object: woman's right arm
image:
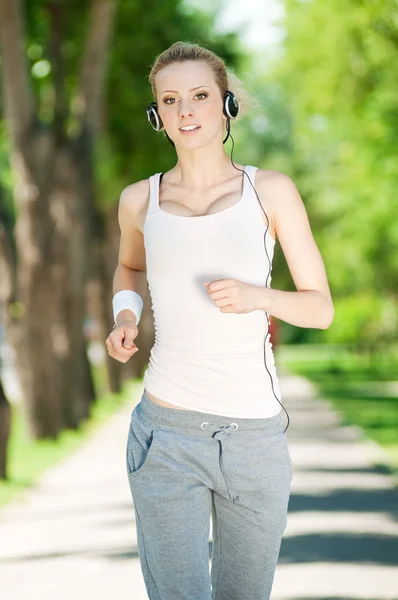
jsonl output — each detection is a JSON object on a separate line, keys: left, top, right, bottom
{"left": 106, "top": 179, "right": 149, "bottom": 363}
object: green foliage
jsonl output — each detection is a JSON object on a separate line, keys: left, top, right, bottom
{"left": 263, "top": 0, "right": 398, "bottom": 348}
{"left": 0, "top": 122, "right": 15, "bottom": 222}
{"left": 323, "top": 292, "right": 397, "bottom": 349}
{"left": 275, "top": 0, "right": 398, "bottom": 290}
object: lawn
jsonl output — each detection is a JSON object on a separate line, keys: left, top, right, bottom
{"left": 0, "top": 366, "right": 142, "bottom": 508}
{"left": 277, "top": 343, "right": 398, "bottom": 476}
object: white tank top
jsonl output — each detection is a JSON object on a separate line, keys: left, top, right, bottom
{"left": 142, "top": 165, "right": 282, "bottom": 418}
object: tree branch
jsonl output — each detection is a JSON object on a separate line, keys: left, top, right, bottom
{"left": 0, "top": 0, "right": 37, "bottom": 148}
{"left": 45, "top": 1, "right": 69, "bottom": 145}
{"left": 74, "top": 0, "right": 117, "bottom": 135}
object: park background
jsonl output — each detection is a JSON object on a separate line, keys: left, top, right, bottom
{"left": 0, "top": 0, "right": 397, "bottom": 509}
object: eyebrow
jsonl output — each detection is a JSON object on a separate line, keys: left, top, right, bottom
{"left": 160, "top": 85, "right": 210, "bottom": 95}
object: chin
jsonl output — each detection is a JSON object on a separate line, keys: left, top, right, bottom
{"left": 179, "top": 130, "right": 221, "bottom": 150}
{"left": 176, "top": 137, "right": 207, "bottom": 149}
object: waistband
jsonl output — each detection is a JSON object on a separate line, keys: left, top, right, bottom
{"left": 135, "top": 390, "right": 284, "bottom": 504}
{"left": 136, "top": 389, "right": 283, "bottom": 438}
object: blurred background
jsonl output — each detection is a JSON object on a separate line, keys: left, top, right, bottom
{"left": 0, "top": 0, "right": 397, "bottom": 506}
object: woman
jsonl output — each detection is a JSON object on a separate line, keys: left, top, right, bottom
{"left": 105, "top": 42, "right": 334, "bottom": 600}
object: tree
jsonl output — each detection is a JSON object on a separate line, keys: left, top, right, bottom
{"left": 0, "top": 0, "right": 117, "bottom": 438}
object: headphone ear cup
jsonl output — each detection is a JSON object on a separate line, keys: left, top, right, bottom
{"left": 146, "top": 102, "right": 164, "bottom": 131}
{"left": 223, "top": 91, "right": 240, "bottom": 119}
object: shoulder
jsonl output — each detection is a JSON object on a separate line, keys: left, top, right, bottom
{"left": 255, "top": 168, "right": 299, "bottom": 196}
{"left": 119, "top": 177, "right": 151, "bottom": 209}
{"left": 117, "top": 177, "right": 152, "bottom": 232}
{"left": 255, "top": 168, "right": 305, "bottom": 223}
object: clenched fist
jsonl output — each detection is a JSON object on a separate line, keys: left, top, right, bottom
{"left": 105, "top": 319, "right": 139, "bottom": 363}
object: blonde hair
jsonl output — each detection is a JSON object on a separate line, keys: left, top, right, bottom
{"left": 148, "top": 41, "right": 259, "bottom": 122}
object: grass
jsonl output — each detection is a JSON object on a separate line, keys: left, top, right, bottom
{"left": 0, "top": 365, "right": 143, "bottom": 509}
{"left": 277, "top": 343, "right": 398, "bottom": 476}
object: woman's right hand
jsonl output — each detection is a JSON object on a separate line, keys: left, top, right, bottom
{"left": 105, "top": 319, "right": 139, "bottom": 363}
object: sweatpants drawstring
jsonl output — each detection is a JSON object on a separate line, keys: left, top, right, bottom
{"left": 200, "top": 421, "right": 240, "bottom": 502}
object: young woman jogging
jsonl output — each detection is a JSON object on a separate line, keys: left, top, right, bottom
{"left": 105, "top": 41, "right": 334, "bottom": 600}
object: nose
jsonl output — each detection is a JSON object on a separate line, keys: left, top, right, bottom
{"left": 178, "top": 99, "right": 194, "bottom": 119}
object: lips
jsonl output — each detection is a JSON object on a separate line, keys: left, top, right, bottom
{"left": 179, "top": 125, "right": 201, "bottom": 131}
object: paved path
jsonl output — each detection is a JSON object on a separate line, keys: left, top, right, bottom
{"left": 0, "top": 372, "right": 397, "bottom": 600}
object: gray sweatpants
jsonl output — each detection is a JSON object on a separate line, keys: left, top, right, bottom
{"left": 126, "top": 389, "right": 292, "bottom": 600}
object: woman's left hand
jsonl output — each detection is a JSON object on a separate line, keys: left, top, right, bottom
{"left": 204, "top": 279, "right": 268, "bottom": 314}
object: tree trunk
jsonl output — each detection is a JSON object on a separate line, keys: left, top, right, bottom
{"left": 0, "top": 183, "right": 17, "bottom": 476}
{"left": 0, "top": 380, "right": 11, "bottom": 481}
{"left": 50, "top": 142, "right": 95, "bottom": 429}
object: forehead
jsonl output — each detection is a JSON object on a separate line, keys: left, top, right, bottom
{"left": 156, "top": 60, "right": 216, "bottom": 93}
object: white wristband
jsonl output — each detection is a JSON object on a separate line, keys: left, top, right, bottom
{"left": 112, "top": 290, "right": 143, "bottom": 326}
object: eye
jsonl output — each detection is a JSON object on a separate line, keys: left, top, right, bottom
{"left": 163, "top": 92, "right": 208, "bottom": 105}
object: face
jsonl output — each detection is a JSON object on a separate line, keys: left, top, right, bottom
{"left": 155, "top": 60, "right": 226, "bottom": 147}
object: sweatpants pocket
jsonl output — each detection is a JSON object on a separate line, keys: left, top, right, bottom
{"left": 126, "top": 411, "right": 160, "bottom": 480}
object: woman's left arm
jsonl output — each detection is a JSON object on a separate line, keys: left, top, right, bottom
{"left": 257, "top": 171, "right": 334, "bottom": 330}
